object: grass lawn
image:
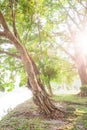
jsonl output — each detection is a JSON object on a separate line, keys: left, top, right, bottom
{"left": 54, "top": 94, "right": 87, "bottom": 103}
{"left": 54, "top": 94, "right": 87, "bottom": 130}
{"left": 0, "top": 95, "right": 87, "bottom": 130}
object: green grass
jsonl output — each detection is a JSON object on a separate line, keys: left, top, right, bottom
{"left": 0, "top": 95, "right": 87, "bottom": 130}
{"left": 0, "top": 116, "right": 46, "bottom": 130}
{"left": 53, "top": 94, "right": 87, "bottom": 113}
{"left": 0, "top": 99, "right": 63, "bottom": 130}
{"left": 53, "top": 94, "right": 87, "bottom": 130}
{"left": 72, "top": 114, "right": 87, "bottom": 130}
{"left": 0, "top": 109, "right": 50, "bottom": 130}
{"left": 53, "top": 94, "right": 87, "bottom": 103}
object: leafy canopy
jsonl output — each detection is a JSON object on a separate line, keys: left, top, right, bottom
{"left": 0, "top": 0, "right": 81, "bottom": 91}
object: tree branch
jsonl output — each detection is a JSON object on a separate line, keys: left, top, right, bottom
{"left": 0, "top": 11, "right": 9, "bottom": 31}
{"left": 0, "top": 49, "right": 21, "bottom": 59}
{"left": 58, "top": 44, "right": 76, "bottom": 62}
{"left": 35, "top": 1, "right": 44, "bottom": 63}
{"left": 66, "top": 21, "right": 73, "bottom": 37}
{"left": 68, "top": 1, "right": 82, "bottom": 23}
{"left": 58, "top": 0, "right": 80, "bottom": 30}
{"left": 9, "top": 0, "right": 20, "bottom": 40}
{"left": 78, "top": 1, "right": 87, "bottom": 9}
{"left": 43, "top": 29, "right": 76, "bottom": 62}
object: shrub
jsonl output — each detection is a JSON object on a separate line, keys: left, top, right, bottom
{"left": 80, "top": 85, "right": 87, "bottom": 96}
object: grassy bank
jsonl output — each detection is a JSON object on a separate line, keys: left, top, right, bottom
{"left": 0, "top": 95, "right": 87, "bottom": 130}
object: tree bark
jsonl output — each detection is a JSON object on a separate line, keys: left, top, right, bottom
{"left": 75, "top": 54, "right": 87, "bottom": 96}
{"left": 48, "top": 81, "right": 53, "bottom": 96}
{"left": 72, "top": 37, "right": 87, "bottom": 96}
{"left": 78, "top": 64, "right": 87, "bottom": 85}
{"left": 75, "top": 54, "right": 87, "bottom": 85}
{"left": 8, "top": 34, "right": 64, "bottom": 118}
{"left": 27, "top": 57, "right": 64, "bottom": 118}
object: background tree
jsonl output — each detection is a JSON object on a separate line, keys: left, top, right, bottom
{"left": 41, "top": 0, "right": 87, "bottom": 96}
{"left": 39, "top": 55, "right": 77, "bottom": 96}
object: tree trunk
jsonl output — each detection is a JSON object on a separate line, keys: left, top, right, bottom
{"left": 0, "top": 11, "right": 65, "bottom": 119}
{"left": 76, "top": 55, "right": 87, "bottom": 96}
{"left": 78, "top": 64, "right": 87, "bottom": 85}
{"left": 75, "top": 54, "right": 87, "bottom": 85}
{"left": 73, "top": 39, "right": 87, "bottom": 85}
{"left": 33, "top": 90, "right": 64, "bottom": 118}
{"left": 27, "top": 57, "right": 64, "bottom": 118}
{"left": 48, "top": 81, "right": 53, "bottom": 96}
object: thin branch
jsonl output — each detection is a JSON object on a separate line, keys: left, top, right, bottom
{"left": 82, "top": 2, "right": 87, "bottom": 24}
{"left": 37, "top": 17, "right": 42, "bottom": 45}
{"left": 58, "top": 44, "right": 76, "bottom": 62}
{"left": 36, "top": 1, "right": 42, "bottom": 45}
{"left": 36, "top": 1, "right": 43, "bottom": 62}
{"left": 24, "top": 29, "right": 30, "bottom": 43}
{"left": 0, "top": 11, "right": 9, "bottom": 31}
{"left": 66, "top": 21, "right": 73, "bottom": 37}
{"left": 42, "top": 29, "right": 76, "bottom": 62}
{"left": 0, "top": 11, "right": 24, "bottom": 54}
{"left": 58, "top": 0, "right": 80, "bottom": 30}
{"left": 0, "top": 49, "right": 21, "bottom": 59}
{"left": 68, "top": 1, "right": 82, "bottom": 23}
{"left": 65, "top": 21, "right": 77, "bottom": 43}
{"left": 78, "top": 1, "right": 87, "bottom": 9}
{"left": 9, "top": 0, "right": 20, "bottom": 40}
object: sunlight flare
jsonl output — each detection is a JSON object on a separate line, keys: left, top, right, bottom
{"left": 76, "top": 29, "right": 87, "bottom": 55}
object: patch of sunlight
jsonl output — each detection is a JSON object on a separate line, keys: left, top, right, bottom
{"left": 63, "top": 124, "right": 74, "bottom": 130}
{"left": 0, "top": 87, "right": 32, "bottom": 120}
{"left": 74, "top": 109, "right": 85, "bottom": 116}
{"left": 76, "top": 28, "right": 87, "bottom": 55}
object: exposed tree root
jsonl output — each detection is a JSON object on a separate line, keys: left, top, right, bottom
{"left": 33, "top": 90, "right": 65, "bottom": 119}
